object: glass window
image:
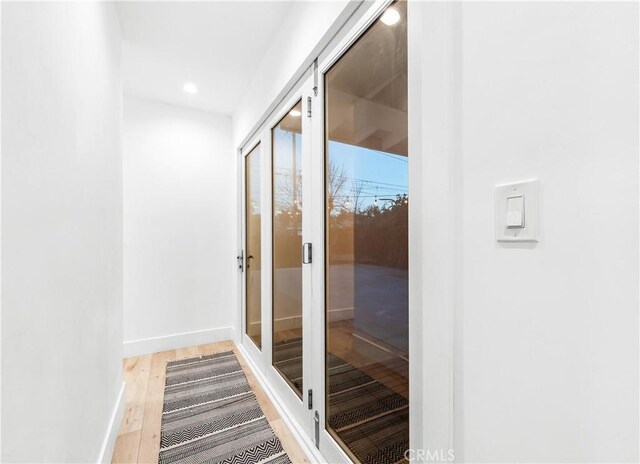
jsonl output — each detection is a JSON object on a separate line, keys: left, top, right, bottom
{"left": 324, "top": 2, "right": 408, "bottom": 462}
{"left": 245, "top": 143, "right": 262, "bottom": 349}
{"left": 272, "top": 101, "right": 304, "bottom": 398}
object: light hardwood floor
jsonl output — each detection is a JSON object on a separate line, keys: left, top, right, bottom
{"left": 111, "top": 340, "right": 309, "bottom": 464}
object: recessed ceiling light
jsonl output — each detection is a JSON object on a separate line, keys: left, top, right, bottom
{"left": 289, "top": 109, "right": 302, "bottom": 117}
{"left": 183, "top": 82, "right": 198, "bottom": 94}
{"left": 380, "top": 7, "right": 400, "bottom": 26}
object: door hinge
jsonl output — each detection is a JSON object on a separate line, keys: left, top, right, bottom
{"left": 307, "top": 96, "right": 312, "bottom": 118}
{"left": 237, "top": 251, "right": 244, "bottom": 272}
{"left": 313, "top": 58, "right": 318, "bottom": 97}
{"left": 307, "top": 389, "right": 313, "bottom": 410}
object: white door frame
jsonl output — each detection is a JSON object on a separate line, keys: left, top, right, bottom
{"left": 407, "top": 2, "right": 460, "bottom": 460}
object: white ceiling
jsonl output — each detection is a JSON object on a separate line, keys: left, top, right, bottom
{"left": 116, "top": 1, "right": 292, "bottom": 115}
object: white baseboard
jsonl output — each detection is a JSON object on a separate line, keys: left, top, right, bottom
{"left": 236, "top": 344, "right": 328, "bottom": 464}
{"left": 97, "top": 381, "right": 126, "bottom": 464}
{"left": 327, "top": 306, "right": 353, "bottom": 322}
{"left": 123, "top": 326, "right": 233, "bottom": 357}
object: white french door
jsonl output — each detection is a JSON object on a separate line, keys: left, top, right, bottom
{"left": 240, "top": 74, "right": 317, "bottom": 434}
{"left": 311, "top": 2, "right": 409, "bottom": 463}
{"left": 240, "top": 1, "right": 408, "bottom": 462}
{"left": 265, "top": 77, "right": 316, "bottom": 430}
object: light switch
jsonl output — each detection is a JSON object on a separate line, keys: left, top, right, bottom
{"left": 495, "top": 179, "right": 539, "bottom": 242}
{"left": 506, "top": 194, "right": 525, "bottom": 228}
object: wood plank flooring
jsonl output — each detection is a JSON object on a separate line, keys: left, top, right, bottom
{"left": 111, "top": 341, "right": 308, "bottom": 464}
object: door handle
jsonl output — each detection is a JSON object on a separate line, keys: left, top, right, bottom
{"left": 302, "top": 243, "right": 312, "bottom": 264}
{"left": 314, "top": 410, "right": 320, "bottom": 448}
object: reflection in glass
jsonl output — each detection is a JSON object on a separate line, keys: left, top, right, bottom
{"left": 246, "top": 144, "right": 262, "bottom": 349}
{"left": 325, "top": 3, "right": 408, "bottom": 463}
{"left": 272, "top": 101, "right": 304, "bottom": 398}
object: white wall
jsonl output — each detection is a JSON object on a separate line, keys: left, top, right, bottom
{"left": 459, "top": 3, "right": 638, "bottom": 462}
{"left": 123, "top": 95, "right": 234, "bottom": 356}
{"left": 232, "top": 0, "right": 350, "bottom": 148}
{"left": 1, "top": 2, "right": 124, "bottom": 462}
{"left": 415, "top": 2, "right": 639, "bottom": 462}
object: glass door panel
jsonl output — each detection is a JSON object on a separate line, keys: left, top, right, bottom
{"left": 324, "top": 2, "right": 409, "bottom": 463}
{"left": 272, "top": 101, "right": 304, "bottom": 398}
{"left": 245, "top": 143, "right": 262, "bottom": 349}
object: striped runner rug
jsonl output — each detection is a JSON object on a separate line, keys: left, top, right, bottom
{"left": 274, "top": 338, "right": 409, "bottom": 464}
{"left": 159, "top": 350, "right": 291, "bottom": 464}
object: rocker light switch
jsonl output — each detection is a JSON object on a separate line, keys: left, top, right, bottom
{"left": 506, "top": 195, "right": 525, "bottom": 228}
{"left": 495, "top": 179, "right": 540, "bottom": 242}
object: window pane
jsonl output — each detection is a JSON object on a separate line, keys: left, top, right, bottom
{"left": 246, "top": 143, "right": 262, "bottom": 349}
{"left": 325, "top": 2, "right": 408, "bottom": 462}
{"left": 272, "top": 101, "right": 304, "bottom": 398}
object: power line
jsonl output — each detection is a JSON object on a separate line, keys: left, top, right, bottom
{"left": 371, "top": 150, "right": 408, "bottom": 163}
{"left": 334, "top": 175, "right": 407, "bottom": 189}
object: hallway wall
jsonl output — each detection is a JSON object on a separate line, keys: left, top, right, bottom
{"left": 232, "top": 0, "right": 350, "bottom": 149}
{"left": 1, "top": 2, "right": 124, "bottom": 461}
{"left": 459, "top": 3, "right": 639, "bottom": 461}
{"left": 123, "top": 96, "right": 234, "bottom": 356}
{"left": 414, "top": 2, "right": 638, "bottom": 462}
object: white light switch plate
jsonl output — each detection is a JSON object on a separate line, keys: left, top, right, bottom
{"left": 495, "top": 179, "right": 540, "bottom": 242}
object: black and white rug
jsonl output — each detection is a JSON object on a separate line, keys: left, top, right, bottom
{"left": 274, "top": 338, "right": 409, "bottom": 464}
{"left": 159, "top": 351, "right": 291, "bottom": 464}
